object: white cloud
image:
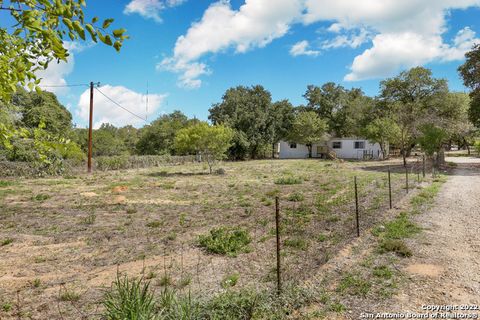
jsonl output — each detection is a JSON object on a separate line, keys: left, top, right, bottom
{"left": 302, "top": 0, "right": 480, "bottom": 81}
{"left": 124, "top": 0, "right": 186, "bottom": 22}
{"left": 321, "top": 28, "right": 372, "bottom": 49}
{"left": 77, "top": 85, "right": 167, "bottom": 128}
{"left": 290, "top": 40, "right": 320, "bottom": 57}
{"left": 160, "top": 0, "right": 480, "bottom": 86}
{"left": 160, "top": 0, "right": 304, "bottom": 88}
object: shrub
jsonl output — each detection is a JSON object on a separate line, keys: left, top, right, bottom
{"left": 103, "top": 274, "right": 157, "bottom": 320}
{"left": 199, "top": 227, "right": 251, "bottom": 257}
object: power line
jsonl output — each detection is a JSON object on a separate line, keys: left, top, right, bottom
{"left": 38, "top": 84, "right": 89, "bottom": 88}
{"left": 94, "top": 87, "right": 147, "bottom": 122}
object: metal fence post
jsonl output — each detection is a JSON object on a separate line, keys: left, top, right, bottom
{"left": 275, "top": 196, "right": 282, "bottom": 295}
{"left": 388, "top": 168, "right": 392, "bottom": 209}
{"left": 354, "top": 176, "right": 360, "bottom": 237}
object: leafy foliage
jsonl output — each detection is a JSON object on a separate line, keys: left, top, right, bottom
{"left": 363, "top": 117, "right": 400, "bottom": 160}
{"left": 209, "top": 85, "right": 273, "bottom": 159}
{"left": 459, "top": 44, "right": 480, "bottom": 128}
{"left": 136, "top": 111, "right": 191, "bottom": 155}
{"left": 174, "top": 122, "right": 233, "bottom": 173}
{"left": 288, "top": 111, "right": 328, "bottom": 158}
{"left": 0, "top": 0, "right": 128, "bottom": 100}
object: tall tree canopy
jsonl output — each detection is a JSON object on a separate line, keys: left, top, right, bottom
{"left": 136, "top": 111, "right": 191, "bottom": 155}
{"left": 458, "top": 44, "right": 480, "bottom": 128}
{"left": 209, "top": 85, "right": 272, "bottom": 159}
{"left": 303, "top": 83, "right": 369, "bottom": 137}
{"left": 0, "top": 0, "right": 128, "bottom": 100}
{"left": 11, "top": 87, "right": 73, "bottom": 135}
{"left": 379, "top": 67, "right": 449, "bottom": 165}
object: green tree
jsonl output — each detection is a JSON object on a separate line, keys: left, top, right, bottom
{"left": 303, "top": 83, "right": 369, "bottom": 137}
{"left": 363, "top": 117, "right": 400, "bottom": 160}
{"left": 417, "top": 124, "right": 448, "bottom": 172}
{"left": 174, "top": 122, "right": 233, "bottom": 174}
{"left": 266, "top": 99, "right": 295, "bottom": 158}
{"left": 288, "top": 111, "right": 328, "bottom": 158}
{"left": 136, "top": 111, "right": 190, "bottom": 155}
{"left": 209, "top": 85, "right": 272, "bottom": 160}
{"left": 379, "top": 67, "right": 449, "bottom": 166}
{"left": 0, "top": 0, "right": 128, "bottom": 101}
{"left": 458, "top": 44, "right": 480, "bottom": 128}
{"left": 11, "top": 87, "right": 73, "bottom": 135}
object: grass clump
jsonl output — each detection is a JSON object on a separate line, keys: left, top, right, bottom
{"left": 146, "top": 220, "right": 163, "bottom": 228}
{"left": 59, "top": 288, "right": 81, "bottom": 302}
{"left": 373, "top": 212, "right": 420, "bottom": 239}
{"left": 284, "top": 238, "right": 309, "bottom": 251}
{"left": 103, "top": 274, "right": 157, "bottom": 320}
{"left": 32, "top": 193, "right": 50, "bottom": 202}
{"left": 1, "top": 238, "right": 14, "bottom": 246}
{"left": 199, "top": 227, "right": 251, "bottom": 257}
{"left": 337, "top": 273, "right": 371, "bottom": 297}
{"left": 221, "top": 272, "right": 240, "bottom": 288}
{"left": 0, "top": 180, "right": 14, "bottom": 187}
{"left": 274, "top": 176, "right": 303, "bottom": 185}
{"left": 378, "top": 239, "right": 412, "bottom": 257}
{"left": 287, "top": 192, "right": 304, "bottom": 202}
{"left": 372, "top": 265, "right": 393, "bottom": 279}
{"left": 411, "top": 181, "right": 443, "bottom": 208}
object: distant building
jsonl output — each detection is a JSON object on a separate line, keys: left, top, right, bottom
{"left": 278, "top": 138, "right": 387, "bottom": 160}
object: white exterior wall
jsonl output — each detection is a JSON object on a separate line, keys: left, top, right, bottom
{"left": 278, "top": 138, "right": 387, "bottom": 160}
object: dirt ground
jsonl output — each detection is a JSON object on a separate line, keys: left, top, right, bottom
{"left": 0, "top": 159, "right": 419, "bottom": 319}
{"left": 387, "top": 156, "right": 480, "bottom": 310}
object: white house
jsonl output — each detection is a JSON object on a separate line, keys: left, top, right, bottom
{"left": 278, "top": 138, "right": 387, "bottom": 160}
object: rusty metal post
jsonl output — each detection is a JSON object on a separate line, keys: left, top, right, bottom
{"left": 275, "top": 196, "right": 282, "bottom": 295}
{"left": 354, "top": 176, "right": 360, "bottom": 237}
{"left": 388, "top": 168, "right": 392, "bottom": 209}
{"left": 87, "top": 81, "right": 94, "bottom": 173}
{"left": 422, "top": 155, "right": 426, "bottom": 178}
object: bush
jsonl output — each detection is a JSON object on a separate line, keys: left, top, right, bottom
{"left": 103, "top": 274, "right": 158, "bottom": 320}
{"left": 199, "top": 227, "right": 251, "bottom": 257}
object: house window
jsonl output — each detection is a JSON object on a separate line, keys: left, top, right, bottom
{"left": 354, "top": 141, "right": 365, "bottom": 149}
{"left": 289, "top": 143, "right": 297, "bottom": 149}
{"left": 332, "top": 141, "right": 342, "bottom": 149}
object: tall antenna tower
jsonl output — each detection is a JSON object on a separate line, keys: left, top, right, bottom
{"left": 146, "top": 81, "right": 149, "bottom": 121}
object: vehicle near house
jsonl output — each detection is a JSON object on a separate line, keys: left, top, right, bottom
{"left": 277, "top": 138, "right": 387, "bottom": 160}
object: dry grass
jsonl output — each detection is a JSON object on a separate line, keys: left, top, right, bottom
{"left": 0, "top": 159, "right": 418, "bottom": 318}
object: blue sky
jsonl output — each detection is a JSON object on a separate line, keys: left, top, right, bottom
{"left": 36, "top": 0, "right": 480, "bottom": 128}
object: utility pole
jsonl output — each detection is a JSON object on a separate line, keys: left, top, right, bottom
{"left": 88, "top": 82, "right": 97, "bottom": 173}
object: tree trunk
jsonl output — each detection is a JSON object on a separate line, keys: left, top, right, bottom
{"left": 272, "top": 143, "right": 276, "bottom": 159}
{"left": 437, "top": 148, "right": 445, "bottom": 166}
{"left": 464, "top": 137, "right": 471, "bottom": 155}
{"left": 307, "top": 144, "right": 312, "bottom": 158}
